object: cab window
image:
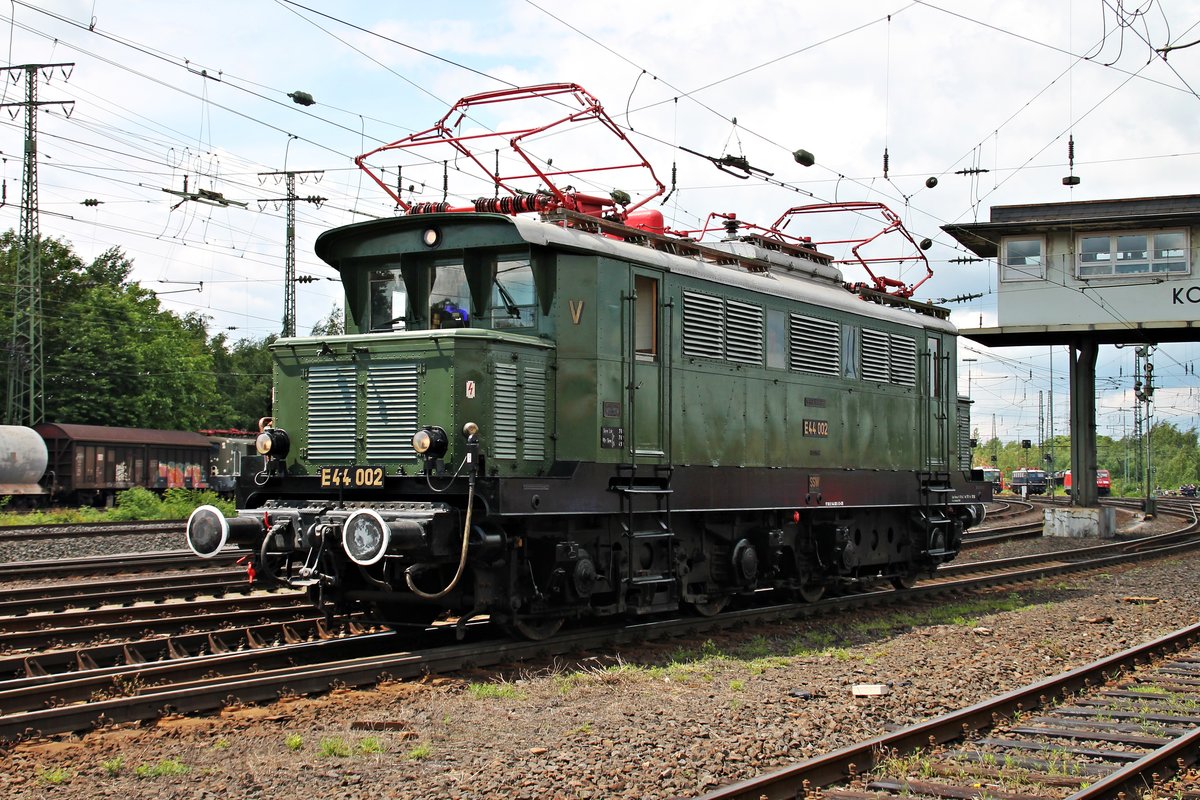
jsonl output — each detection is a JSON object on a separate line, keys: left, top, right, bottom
{"left": 430, "top": 261, "right": 472, "bottom": 329}
{"left": 490, "top": 256, "right": 536, "bottom": 329}
{"left": 370, "top": 267, "right": 406, "bottom": 331}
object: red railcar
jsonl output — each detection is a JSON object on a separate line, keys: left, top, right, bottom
{"left": 1062, "top": 469, "right": 1111, "bottom": 497}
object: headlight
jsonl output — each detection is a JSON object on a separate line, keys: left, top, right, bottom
{"left": 255, "top": 427, "right": 291, "bottom": 458}
{"left": 411, "top": 426, "right": 448, "bottom": 458}
{"left": 342, "top": 509, "right": 389, "bottom": 566}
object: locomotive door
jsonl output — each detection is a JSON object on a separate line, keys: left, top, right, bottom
{"left": 626, "top": 270, "right": 667, "bottom": 461}
{"left": 924, "top": 334, "right": 948, "bottom": 470}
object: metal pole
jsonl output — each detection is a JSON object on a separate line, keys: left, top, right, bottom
{"left": 256, "top": 169, "right": 324, "bottom": 338}
{"left": 2, "top": 63, "right": 74, "bottom": 426}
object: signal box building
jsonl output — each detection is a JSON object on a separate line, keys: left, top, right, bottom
{"left": 944, "top": 194, "right": 1200, "bottom": 509}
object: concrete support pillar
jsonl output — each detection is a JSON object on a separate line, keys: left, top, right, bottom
{"left": 1069, "top": 339, "right": 1099, "bottom": 507}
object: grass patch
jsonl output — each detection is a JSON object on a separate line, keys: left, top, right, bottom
{"left": 317, "top": 737, "right": 352, "bottom": 758}
{"left": 37, "top": 766, "right": 72, "bottom": 785}
{"left": 134, "top": 758, "right": 189, "bottom": 778}
{"left": 406, "top": 742, "right": 432, "bottom": 760}
{"left": 284, "top": 733, "right": 304, "bottom": 751}
{"left": 468, "top": 680, "right": 524, "bottom": 700}
{"left": 101, "top": 756, "right": 124, "bottom": 776}
{"left": 358, "top": 737, "right": 385, "bottom": 755}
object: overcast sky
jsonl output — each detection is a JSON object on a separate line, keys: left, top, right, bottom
{"left": 3, "top": 0, "right": 1199, "bottom": 446}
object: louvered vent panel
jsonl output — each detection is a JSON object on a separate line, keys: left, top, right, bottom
{"left": 789, "top": 314, "right": 841, "bottom": 376}
{"left": 725, "top": 299, "right": 764, "bottom": 365}
{"left": 308, "top": 364, "right": 357, "bottom": 460}
{"left": 682, "top": 291, "right": 725, "bottom": 360}
{"left": 957, "top": 402, "right": 972, "bottom": 470}
{"left": 493, "top": 363, "right": 519, "bottom": 460}
{"left": 860, "top": 329, "right": 891, "bottom": 383}
{"left": 889, "top": 334, "right": 917, "bottom": 387}
{"left": 523, "top": 366, "right": 546, "bottom": 461}
{"left": 366, "top": 364, "right": 419, "bottom": 460}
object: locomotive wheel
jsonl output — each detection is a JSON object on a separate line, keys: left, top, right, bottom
{"left": 890, "top": 572, "right": 918, "bottom": 590}
{"left": 690, "top": 596, "right": 729, "bottom": 617}
{"left": 505, "top": 616, "right": 565, "bottom": 641}
{"left": 796, "top": 581, "right": 826, "bottom": 603}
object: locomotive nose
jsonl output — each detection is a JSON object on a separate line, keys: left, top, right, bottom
{"left": 186, "top": 504, "right": 231, "bottom": 557}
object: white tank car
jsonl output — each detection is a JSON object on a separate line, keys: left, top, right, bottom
{"left": 0, "top": 425, "right": 48, "bottom": 496}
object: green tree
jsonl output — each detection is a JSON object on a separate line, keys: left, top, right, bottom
{"left": 208, "top": 332, "right": 274, "bottom": 430}
{"left": 0, "top": 233, "right": 223, "bottom": 429}
{"left": 310, "top": 304, "right": 344, "bottom": 336}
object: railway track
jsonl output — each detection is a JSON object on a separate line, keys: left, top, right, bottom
{"left": 2, "top": 506, "right": 1199, "bottom": 749}
{"left": 0, "top": 519, "right": 184, "bottom": 542}
{"left": 0, "top": 548, "right": 241, "bottom": 580}
{"left": 696, "top": 621, "right": 1200, "bottom": 800}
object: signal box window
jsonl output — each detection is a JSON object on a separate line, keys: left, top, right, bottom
{"left": 490, "top": 256, "right": 537, "bottom": 329}
{"left": 634, "top": 275, "right": 657, "bottom": 358}
{"left": 370, "top": 268, "right": 407, "bottom": 331}
{"left": 1077, "top": 230, "right": 1189, "bottom": 277}
{"left": 1000, "top": 237, "right": 1045, "bottom": 282}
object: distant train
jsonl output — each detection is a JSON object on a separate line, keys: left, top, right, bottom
{"left": 1009, "top": 468, "right": 1048, "bottom": 496}
{"left": 978, "top": 466, "right": 1002, "bottom": 492}
{"left": 1062, "top": 469, "right": 1111, "bottom": 497}
{"left": 0, "top": 423, "right": 254, "bottom": 506}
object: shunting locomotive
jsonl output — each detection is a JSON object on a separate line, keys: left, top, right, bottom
{"left": 186, "top": 83, "right": 989, "bottom": 639}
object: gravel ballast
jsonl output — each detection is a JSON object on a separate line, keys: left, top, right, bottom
{"left": 2, "top": 518, "right": 1199, "bottom": 799}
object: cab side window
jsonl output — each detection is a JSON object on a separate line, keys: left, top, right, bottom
{"left": 370, "top": 268, "right": 406, "bottom": 331}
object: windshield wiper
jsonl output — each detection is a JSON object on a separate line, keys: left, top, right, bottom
{"left": 494, "top": 277, "right": 521, "bottom": 318}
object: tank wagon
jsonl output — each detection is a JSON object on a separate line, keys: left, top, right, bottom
{"left": 37, "top": 423, "right": 212, "bottom": 506}
{"left": 0, "top": 425, "right": 49, "bottom": 506}
{"left": 186, "top": 83, "right": 989, "bottom": 638}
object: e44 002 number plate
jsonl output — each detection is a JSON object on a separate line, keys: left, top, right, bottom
{"left": 319, "top": 466, "right": 386, "bottom": 489}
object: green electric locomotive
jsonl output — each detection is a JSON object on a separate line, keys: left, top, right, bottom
{"left": 185, "top": 84, "right": 989, "bottom": 639}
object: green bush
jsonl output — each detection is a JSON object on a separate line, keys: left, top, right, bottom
{"left": 162, "top": 488, "right": 232, "bottom": 519}
{"left": 108, "top": 487, "right": 163, "bottom": 520}
{"left": 107, "top": 487, "right": 234, "bottom": 521}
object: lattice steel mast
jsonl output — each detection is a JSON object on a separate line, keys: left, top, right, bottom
{"left": 257, "top": 169, "right": 324, "bottom": 337}
{"left": 3, "top": 63, "right": 73, "bottom": 426}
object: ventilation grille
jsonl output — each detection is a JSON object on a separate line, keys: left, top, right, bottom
{"left": 366, "top": 364, "right": 419, "bottom": 460}
{"left": 860, "top": 329, "right": 891, "bottom": 383}
{"left": 493, "top": 363, "right": 519, "bottom": 460}
{"left": 889, "top": 334, "right": 917, "bottom": 387}
{"left": 789, "top": 314, "right": 841, "bottom": 376}
{"left": 957, "top": 400, "right": 972, "bottom": 470}
{"left": 725, "top": 299, "right": 764, "bottom": 365}
{"left": 308, "top": 364, "right": 357, "bottom": 460}
{"left": 860, "top": 329, "right": 918, "bottom": 387}
{"left": 524, "top": 367, "right": 546, "bottom": 461}
{"left": 682, "top": 291, "right": 725, "bottom": 360}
